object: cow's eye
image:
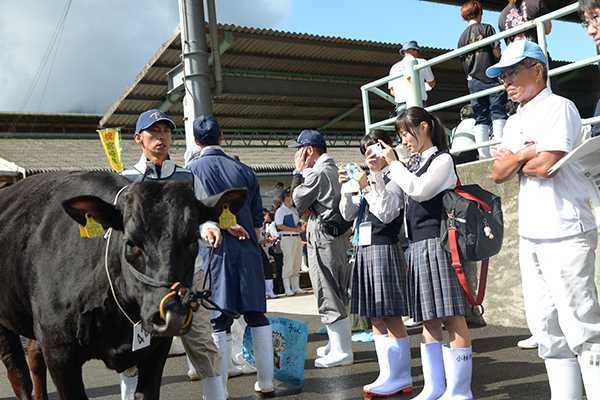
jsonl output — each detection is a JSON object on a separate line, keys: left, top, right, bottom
{"left": 125, "top": 239, "right": 139, "bottom": 255}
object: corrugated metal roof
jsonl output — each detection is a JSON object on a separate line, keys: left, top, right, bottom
{"left": 99, "top": 22, "right": 599, "bottom": 137}
{"left": 0, "top": 137, "right": 364, "bottom": 177}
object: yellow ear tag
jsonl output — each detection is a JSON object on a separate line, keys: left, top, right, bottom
{"left": 218, "top": 204, "right": 237, "bottom": 229}
{"left": 79, "top": 213, "right": 106, "bottom": 238}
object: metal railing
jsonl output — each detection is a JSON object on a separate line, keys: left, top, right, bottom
{"left": 361, "top": 2, "right": 599, "bottom": 157}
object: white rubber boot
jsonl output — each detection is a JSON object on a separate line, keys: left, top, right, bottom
{"left": 119, "top": 372, "right": 137, "bottom": 400}
{"left": 492, "top": 118, "right": 506, "bottom": 140}
{"left": 413, "top": 341, "right": 445, "bottom": 400}
{"left": 201, "top": 376, "right": 226, "bottom": 400}
{"left": 227, "top": 333, "right": 243, "bottom": 378}
{"left": 545, "top": 358, "right": 582, "bottom": 400}
{"left": 439, "top": 345, "right": 472, "bottom": 400}
{"left": 282, "top": 278, "right": 295, "bottom": 296}
{"left": 212, "top": 331, "right": 229, "bottom": 399}
{"left": 366, "top": 336, "right": 413, "bottom": 396}
{"left": 363, "top": 334, "right": 389, "bottom": 392}
{"left": 315, "top": 317, "right": 354, "bottom": 368}
{"left": 316, "top": 340, "right": 330, "bottom": 357}
{"left": 251, "top": 325, "right": 275, "bottom": 397}
{"left": 579, "top": 343, "right": 600, "bottom": 400}
{"left": 186, "top": 355, "right": 199, "bottom": 381}
{"left": 265, "top": 279, "right": 278, "bottom": 299}
{"left": 473, "top": 124, "right": 491, "bottom": 159}
{"left": 291, "top": 276, "right": 307, "bottom": 294}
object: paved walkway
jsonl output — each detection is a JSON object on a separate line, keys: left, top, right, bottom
{"left": 0, "top": 292, "right": 558, "bottom": 399}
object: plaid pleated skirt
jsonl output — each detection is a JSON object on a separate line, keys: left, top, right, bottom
{"left": 407, "top": 237, "right": 470, "bottom": 323}
{"left": 350, "top": 242, "right": 409, "bottom": 318}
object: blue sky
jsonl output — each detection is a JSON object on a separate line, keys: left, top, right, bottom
{"left": 1, "top": 0, "right": 596, "bottom": 114}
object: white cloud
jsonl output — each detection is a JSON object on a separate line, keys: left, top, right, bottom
{"left": 214, "top": 0, "right": 291, "bottom": 29}
{"left": 0, "top": 0, "right": 289, "bottom": 114}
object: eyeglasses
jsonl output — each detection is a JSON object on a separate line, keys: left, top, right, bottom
{"left": 498, "top": 64, "right": 535, "bottom": 84}
{"left": 582, "top": 13, "right": 600, "bottom": 30}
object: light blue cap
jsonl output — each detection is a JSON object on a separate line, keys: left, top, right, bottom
{"left": 486, "top": 40, "right": 548, "bottom": 78}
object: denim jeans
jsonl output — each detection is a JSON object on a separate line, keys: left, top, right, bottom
{"left": 467, "top": 78, "right": 508, "bottom": 125}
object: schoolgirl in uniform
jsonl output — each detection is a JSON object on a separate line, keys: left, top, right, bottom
{"left": 338, "top": 130, "right": 412, "bottom": 397}
{"left": 380, "top": 107, "right": 473, "bottom": 400}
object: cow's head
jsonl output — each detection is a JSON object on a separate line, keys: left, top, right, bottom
{"left": 62, "top": 181, "right": 248, "bottom": 336}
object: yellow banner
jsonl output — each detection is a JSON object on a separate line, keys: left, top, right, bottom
{"left": 98, "top": 128, "right": 123, "bottom": 173}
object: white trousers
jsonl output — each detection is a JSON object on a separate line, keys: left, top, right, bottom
{"left": 520, "top": 230, "right": 600, "bottom": 359}
{"left": 280, "top": 235, "right": 302, "bottom": 279}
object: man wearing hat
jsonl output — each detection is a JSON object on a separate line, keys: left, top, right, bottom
{"left": 120, "top": 109, "right": 226, "bottom": 400}
{"left": 185, "top": 115, "right": 275, "bottom": 397}
{"left": 489, "top": 41, "right": 600, "bottom": 399}
{"left": 388, "top": 39, "right": 436, "bottom": 118}
{"left": 289, "top": 129, "right": 353, "bottom": 368}
{"left": 274, "top": 187, "right": 306, "bottom": 296}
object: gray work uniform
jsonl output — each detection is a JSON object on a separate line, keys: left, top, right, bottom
{"left": 291, "top": 155, "right": 351, "bottom": 325}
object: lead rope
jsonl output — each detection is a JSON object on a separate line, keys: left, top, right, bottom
{"left": 103, "top": 185, "right": 138, "bottom": 326}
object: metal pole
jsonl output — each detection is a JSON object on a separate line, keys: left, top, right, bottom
{"left": 178, "top": 0, "right": 213, "bottom": 165}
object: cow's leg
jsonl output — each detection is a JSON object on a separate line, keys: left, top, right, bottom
{"left": 135, "top": 339, "right": 171, "bottom": 399}
{"left": 0, "top": 325, "right": 33, "bottom": 400}
{"left": 41, "top": 346, "right": 87, "bottom": 400}
{"left": 26, "top": 339, "right": 48, "bottom": 400}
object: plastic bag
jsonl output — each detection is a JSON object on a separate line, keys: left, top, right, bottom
{"left": 243, "top": 317, "right": 309, "bottom": 386}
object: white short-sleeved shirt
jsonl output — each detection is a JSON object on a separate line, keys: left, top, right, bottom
{"left": 499, "top": 87, "right": 596, "bottom": 239}
{"left": 388, "top": 55, "right": 435, "bottom": 104}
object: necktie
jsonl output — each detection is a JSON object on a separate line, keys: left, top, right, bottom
{"left": 352, "top": 194, "right": 365, "bottom": 246}
{"left": 408, "top": 153, "right": 421, "bottom": 173}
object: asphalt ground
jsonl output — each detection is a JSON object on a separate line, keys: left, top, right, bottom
{"left": 0, "top": 293, "right": 558, "bottom": 400}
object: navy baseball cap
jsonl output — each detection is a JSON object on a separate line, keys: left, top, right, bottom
{"left": 288, "top": 129, "right": 326, "bottom": 148}
{"left": 136, "top": 109, "right": 176, "bottom": 132}
{"left": 400, "top": 40, "right": 421, "bottom": 55}
{"left": 193, "top": 115, "right": 222, "bottom": 144}
{"left": 486, "top": 40, "right": 548, "bottom": 78}
{"left": 280, "top": 188, "right": 291, "bottom": 201}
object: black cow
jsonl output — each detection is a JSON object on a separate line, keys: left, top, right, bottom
{"left": 0, "top": 170, "right": 247, "bottom": 399}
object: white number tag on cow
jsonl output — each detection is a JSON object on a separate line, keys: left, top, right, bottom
{"left": 132, "top": 323, "right": 151, "bottom": 351}
{"left": 358, "top": 222, "right": 372, "bottom": 246}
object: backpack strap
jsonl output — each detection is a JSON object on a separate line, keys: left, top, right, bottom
{"left": 448, "top": 227, "right": 489, "bottom": 311}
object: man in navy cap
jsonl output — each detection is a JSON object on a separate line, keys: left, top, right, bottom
{"left": 289, "top": 129, "right": 353, "bottom": 368}
{"left": 185, "top": 115, "right": 275, "bottom": 397}
{"left": 388, "top": 39, "right": 436, "bottom": 119}
{"left": 489, "top": 41, "right": 600, "bottom": 399}
{"left": 120, "top": 109, "right": 226, "bottom": 400}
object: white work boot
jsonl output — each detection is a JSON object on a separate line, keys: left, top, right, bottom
{"left": 492, "top": 118, "right": 506, "bottom": 140}
{"left": 545, "top": 358, "right": 582, "bottom": 400}
{"left": 251, "top": 325, "right": 275, "bottom": 397}
{"left": 291, "top": 276, "right": 307, "bottom": 294}
{"left": 366, "top": 336, "right": 413, "bottom": 396}
{"left": 314, "top": 317, "right": 353, "bottom": 368}
{"left": 316, "top": 340, "right": 330, "bottom": 357}
{"left": 212, "top": 331, "right": 229, "bottom": 399}
{"left": 186, "top": 355, "right": 200, "bottom": 381}
{"left": 579, "top": 342, "right": 600, "bottom": 400}
{"left": 282, "top": 278, "right": 295, "bottom": 296}
{"left": 363, "top": 334, "right": 389, "bottom": 392}
{"left": 119, "top": 372, "right": 137, "bottom": 400}
{"left": 413, "top": 341, "right": 445, "bottom": 400}
{"left": 201, "top": 376, "right": 226, "bottom": 400}
{"left": 227, "top": 333, "right": 243, "bottom": 378}
{"left": 439, "top": 345, "right": 472, "bottom": 400}
{"left": 473, "top": 124, "right": 491, "bottom": 159}
{"left": 265, "top": 279, "right": 278, "bottom": 299}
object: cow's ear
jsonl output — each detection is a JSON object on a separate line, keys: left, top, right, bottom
{"left": 61, "top": 196, "right": 124, "bottom": 231}
{"left": 198, "top": 188, "right": 249, "bottom": 221}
